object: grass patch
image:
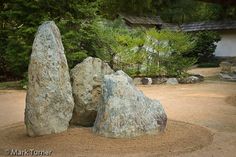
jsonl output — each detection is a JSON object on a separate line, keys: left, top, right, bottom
{"left": 0, "top": 81, "right": 23, "bottom": 90}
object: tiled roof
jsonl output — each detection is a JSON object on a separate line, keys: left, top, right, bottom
{"left": 119, "top": 14, "right": 163, "bottom": 25}
{"left": 120, "top": 14, "right": 236, "bottom": 32}
{"left": 198, "top": 0, "right": 236, "bottom": 5}
{"left": 181, "top": 20, "right": 236, "bottom": 32}
{"left": 161, "top": 23, "right": 180, "bottom": 31}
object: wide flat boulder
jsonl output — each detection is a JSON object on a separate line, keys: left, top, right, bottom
{"left": 93, "top": 70, "right": 167, "bottom": 138}
{"left": 25, "top": 21, "right": 74, "bottom": 136}
{"left": 70, "top": 57, "right": 114, "bottom": 126}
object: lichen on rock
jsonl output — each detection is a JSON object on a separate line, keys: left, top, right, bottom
{"left": 25, "top": 21, "right": 74, "bottom": 136}
{"left": 70, "top": 57, "right": 114, "bottom": 126}
{"left": 93, "top": 70, "right": 167, "bottom": 138}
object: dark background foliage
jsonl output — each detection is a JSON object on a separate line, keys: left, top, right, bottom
{"left": 0, "top": 0, "right": 102, "bottom": 80}
{"left": 184, "top": 31, "right": 221, "bottom": 63}
{"left": 0, "top": 0, "right": 235, "bottom": 81}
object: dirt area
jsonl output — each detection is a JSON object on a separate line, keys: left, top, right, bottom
{"left": 188, "top": 67, "right": 236, "bottom": 78}
{"left": 0, "top": 120, "right": 212, "bottom": 157}
{"left": 188, "top": 67, "right": 221, "bottom": 77}
{"left": 0, "top": 90, "right": 26, "bottom": 127}
{"left": 0, "top": 68, "right": 236, "bottom": 157}
{"left": 226, "top": 95, "right": 236, "bottom": 106}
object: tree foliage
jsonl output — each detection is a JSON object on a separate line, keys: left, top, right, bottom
{"left": 99, "top": 0, "right": 236, "bottom": 23}
{"left": 143, "top": 29, "right": 196, "bottom": 77}
{"left": 96, "top": 18, "right": 147, "bottom": 72}
{"left": 0, "top": 0, "right": 102, "bottom": 80}
{"left": 185, "top": 31, "right": 221, "bottom": 63}
{"left": 0, "top": 0, "right": 232, "bottom": 81}
{"left": 97, "top": 20, "right": 196, "bottom": 77}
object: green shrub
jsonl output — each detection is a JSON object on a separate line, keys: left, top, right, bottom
{"left": 144, "top": 29, "right": 196, "bottom": 77}
{"left": 186, "top": 31, "right": 221, "bottom": 63}
{"left": 164, "top": 55, "right": 197, "bottom": 77}
{"left": 197, "top": 58, "right": 220, "bottom": 67}
{"left": 96, "top": 18, "right": 147, "bottom": 72}
{"left": 98, "top": 25, "right": 197, "bottom": 78}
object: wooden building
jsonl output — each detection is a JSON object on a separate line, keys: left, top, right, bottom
{"left": 181, "top": 21, "right": 236, "bottom": 57}
{"left": 120, "top": 13, "right": 236, "bottom": 57}
{"left": 119, "top": 14, "right": 179, "bottom": 30}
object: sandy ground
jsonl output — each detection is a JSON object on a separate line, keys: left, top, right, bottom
{"left": 188, "top": 67, "right": 221, "bottom": 77}
{"left": 188, "top": 67, "right": 236, "bottom": 77}
{"left": 139, "top": 82, "right": 236, "bottom": 157}
{"left": 0, "top": 68, "right": 236, "bottom": 157}
{"left": 0, "top": 120, "right": 212, "bottom": 157}
{"left": 0, "top": 90, "right": 26, "bottom": 128}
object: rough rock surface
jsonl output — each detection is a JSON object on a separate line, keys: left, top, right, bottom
{"left": 141, "top": 77, "right": 152, "bottom": 85}
{"left": 133, "top": 77, "right": 142, "bottom": 85}
{"left": 193, "top": 74, "right": 204, "bottom": 82}
{"left": 93, "top": 70, "right": 167, "bottom": 138}
{"left": 178, "top": 76, "right": 201, "bottom": 84}
{"left": 25, "top": 21, "right": 74, "bottom": 136}
{"left": 166, "top": 78, "right": 178, "bottom": 85}
{"left": 219, "top": 73, "right": 236, "bottom": 81}
{"left": 70, "top": 57, "right": 114, "bottom": 126}
{"left": 220, "top": 61, "right": 232, "bottom": 73}
{"left": 152, "top": 77, "right": 167, "bottom": 84}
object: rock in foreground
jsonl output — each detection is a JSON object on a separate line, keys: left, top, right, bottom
{"left": 93, "top": 70, "right": 167, "bottom": 138}
{"left": 25, "top": 21, "right": 74, "bottom": 136}
{"left": 70, "top": 57, "right": 114, "bottom": 126}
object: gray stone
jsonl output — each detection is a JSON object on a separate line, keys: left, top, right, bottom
{"left": 166, "top": 78, "right": 178, "bottom": 85}
{"left": 70, "top": 57, "right": 114, "bottom": 126}
{"left": 219, "top": 73, "right": 236, "bottom": 81}
{"left": 93, "top": 70, "right": 167, "bottom": 138}
{"left": 178, "top": 76, "right": 201, "bottom": 84}
{"left": 152, "top": 77, "right": 167, "bottom": 84}
{"left": 25, "top": 21, "right": 74, "bottom": 136}
{"left": 220, "top": 61, "right": 232, "bottom": 73}
{"left": 133, "top": 77, "right": 142, "bottom": 85}
{"left": 141, "top": 77, "right": 152, "bottom": 85}
{"left": 193, "top": 74, "right": 204, "bottom": 82}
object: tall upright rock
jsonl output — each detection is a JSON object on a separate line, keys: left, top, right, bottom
{"left": 70, "top": 57, "right": 114, "bottom": 126}
{"left": 93, "top": 70, "right": 167, "bottom": 138}
{"left": 25, "top": 21, "right": 74, "bottom": 136}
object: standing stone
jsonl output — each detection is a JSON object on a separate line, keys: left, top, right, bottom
{"left": 93, "top": 70, "right": 167, "bottom": 138}
{"left": 70, "top": 57, "right": 114, "bottom": 126}
{"left": 25, "top": 21, "right": 74, "bottom": 136}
